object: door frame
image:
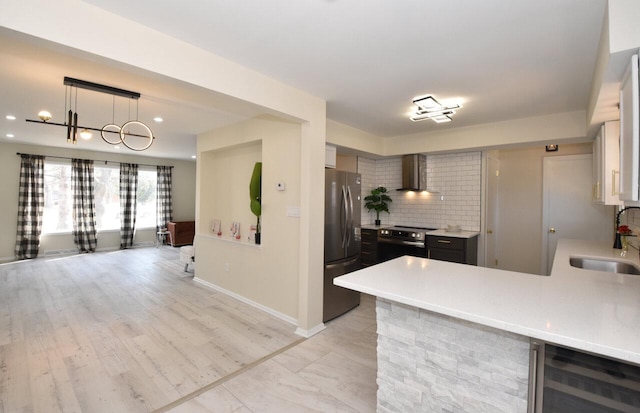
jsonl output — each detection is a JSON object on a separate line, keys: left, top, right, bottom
{"left": 483, "top": 152, "right": 499, "bottom": 268}
{"left": 541, "top": 154, "right": 591, "bottom": 274}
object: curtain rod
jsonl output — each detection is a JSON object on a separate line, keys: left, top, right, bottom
{"left": 16, "top": 152, "right": 173, "bottom": 169}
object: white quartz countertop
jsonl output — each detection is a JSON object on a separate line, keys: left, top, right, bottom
{"left": 425, "top": 229, "right": 480, "bottom": 238}
{"left": 335, "top": 238, "right": 640, "bottom": 364}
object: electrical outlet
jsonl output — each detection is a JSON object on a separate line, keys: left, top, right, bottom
{"left": 224, "top": 262, "right": 230, "bottom": 272}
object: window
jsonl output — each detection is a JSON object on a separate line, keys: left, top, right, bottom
{"left": 42, "top": 161, "right": 159, "bottom": 233}
{"left": 136, "top": 169, "right": 157, "bottom": 228}
{"left": 43, "top": 162, "right": 73, "bottom": 233}
{"left": 94, "top": 165, "right": 120, "bottom": 231}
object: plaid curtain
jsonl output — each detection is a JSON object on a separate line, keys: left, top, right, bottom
{"left": 14, "top": 154, "right": 45, "bottom": 259}
{"left": 119, "top": 163, "right": 138, "bottom": 249}
{"left": 156, "top": 166, "right": 173, "bottom": 231}
{"left": 71, "top": 159, "right": 98, "bottom": 253}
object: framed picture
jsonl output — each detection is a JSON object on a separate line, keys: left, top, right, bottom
{"left": 230, "top": 222, "right": 241, "bottom": 240}
{"left": 212, "top": 219, "right": 221, "bottom": 236}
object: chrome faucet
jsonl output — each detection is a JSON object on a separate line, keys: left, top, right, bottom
{"left": 613, "top": 206, "right": 640, "bottom": 249}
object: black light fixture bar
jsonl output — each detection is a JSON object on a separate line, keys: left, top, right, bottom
{"left": 63, "top": 77, "right": 141, "bottom": 100}
{"left": 25, "top": 119, "right": 154, "bottom": 139}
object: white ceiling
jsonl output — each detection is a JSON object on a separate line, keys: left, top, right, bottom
{"left": 1, "top": 0, "right": 607, "bottom": 159}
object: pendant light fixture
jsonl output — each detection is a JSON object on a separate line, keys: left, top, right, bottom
{"left": 26, "top": 77, "right": 155, "bottom": 151}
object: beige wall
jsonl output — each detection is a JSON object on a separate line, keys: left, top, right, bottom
{"left": 2, "top": 0, "right": 327, "bottom": 333}
{"left": 495, "top": 143, "right": 592, "bottom": 274}
{"left": 328, "top": 111, "right": 589, "bottom": 158}
{"left": 195, "top": 116, "right": 301, "bottom": 322}
{"left": 383, "top": 111, "right": 588, "bottom": 156}
{"left": 335, "top": 154, "right": 358, "bottom": 172}
{"left": 0, "top": 141, "right": 196, "bottom": 260}
{"left": 326, "top": 119, "right": 383, "bottom": 155}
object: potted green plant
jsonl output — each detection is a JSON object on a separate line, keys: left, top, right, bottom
{"left": 249, "top": 162, "right": 262, "bottom": 244}
{"left": 364, "top": 186, "right": 392, "bottom": 226}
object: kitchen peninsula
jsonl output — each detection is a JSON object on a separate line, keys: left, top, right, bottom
{"left": 335, "top": 239, "right": 640, "bottom": 412}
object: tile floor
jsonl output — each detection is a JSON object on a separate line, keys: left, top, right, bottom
{"left": 167, "top": 293, "right": 378, "bottom": 413}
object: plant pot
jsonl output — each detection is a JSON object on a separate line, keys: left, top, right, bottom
{"left": 375, "top": 219, "right": 381, "bottom": 226}
{"left": 255, "top": 233, "right": 261, "bottom": 245}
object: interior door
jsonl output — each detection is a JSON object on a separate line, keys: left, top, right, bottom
{"left": 542, "top": 155, "right": 614, "bottom": 275}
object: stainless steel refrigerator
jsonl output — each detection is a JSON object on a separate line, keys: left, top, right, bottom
{"left": 323, "top": 169, "right": 362, "bottom": 322}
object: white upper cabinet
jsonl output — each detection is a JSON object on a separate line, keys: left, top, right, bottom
{"left": 325, "top": 144, "right": 337, "bottom": 169}
{"left": 619, "top": 54, "right": 640, "bottom": 205}
{"left": 593, "top": 121, "right": 622, "bottom": 205}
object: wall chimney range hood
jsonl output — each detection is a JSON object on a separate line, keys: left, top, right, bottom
{"left": 397, "top": 154, "right": 439, "bottom": 192}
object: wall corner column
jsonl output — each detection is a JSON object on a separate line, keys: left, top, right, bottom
{"left": 296, "top": 112, "right": 327, "bottom": 335}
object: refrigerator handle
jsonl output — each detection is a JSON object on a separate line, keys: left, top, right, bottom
{"left": 341, "top": 185, "right": 348, "bottom": 248}
{"left": 325, "top": 255, "right": 361, "bottom": 270}
{"left": 346, "top": 185, "right": 354, "bottom": 247}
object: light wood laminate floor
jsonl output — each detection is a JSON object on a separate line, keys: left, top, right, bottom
{"left": 0, "top": 247, "right": 377, "bottom": 413}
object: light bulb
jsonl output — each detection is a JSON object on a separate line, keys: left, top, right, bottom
{"left": 38, "top": 110, "right": 52, "bottom": 122}
{"left": 80, "top": 129, "right": 92, "bottom": 140}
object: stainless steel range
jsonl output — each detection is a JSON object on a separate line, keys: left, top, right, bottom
{"left": 377, "top": 226, "right": 437, "bottom": 262}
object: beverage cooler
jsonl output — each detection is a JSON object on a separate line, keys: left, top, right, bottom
{"left": 529, "top": 340, "right": 640, "bottom": 412}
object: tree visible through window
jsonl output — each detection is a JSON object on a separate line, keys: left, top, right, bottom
{"left": 136, "top": 169, "right": 157, "bottom": 228}
{"left": 94, "top": 166, "right": 120, "bottom": 230}
{"left": 42, "top": 161, "right": 158, "bottom": 233}
{"left": 43, "top": 162, "right": 73, "bottom": 233}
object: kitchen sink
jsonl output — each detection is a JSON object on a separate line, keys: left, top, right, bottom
{"left": 569, "top": 257, "right": 640, "bottom": 275}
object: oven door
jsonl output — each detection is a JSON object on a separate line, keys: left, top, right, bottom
{"left": 377, "top": 238, "right": 427, "bottom": 262}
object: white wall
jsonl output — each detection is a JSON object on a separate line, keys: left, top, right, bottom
{"left": 0, "top": 141, "right": 196, "bottom": 261}
{"left": 495, "top": 143, "right": 593, "bottom": 274}
{"left": 359, "top": 152, "right": 481, "bottom": 231}
{"left": 608, "top": 0, "right": 640, "bottom": 53}
{"left": 196, "top": 116, "right": 301, "bottom": 323}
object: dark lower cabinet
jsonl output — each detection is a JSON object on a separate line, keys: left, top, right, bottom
{"left": 427, "top": 235, "right": 478, "bottom": 265}
{"left": 361, "top": 228, "right": 378, "bottom": 267}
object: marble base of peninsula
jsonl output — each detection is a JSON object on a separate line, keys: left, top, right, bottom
{"left": 336, "top": 239, "right": 640, "bottom": 412}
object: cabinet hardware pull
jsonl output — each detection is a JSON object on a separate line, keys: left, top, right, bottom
{"left": 613, "top": 170, "right": 620, "bottom": 196}
{"left": 437, "top": 240, "right": 451, "bottom": 244}
{"left": 528, "top": 341, "right": 540, "bottom": 413}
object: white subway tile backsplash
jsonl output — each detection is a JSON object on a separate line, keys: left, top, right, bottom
{"left": 358, "top": 152, "right": 481, "bottom": 231}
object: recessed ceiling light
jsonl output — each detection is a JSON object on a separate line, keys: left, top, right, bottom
{"left": 6, "top": 115, "right": 16, "bottom": 120}
{"left": 153, "top": 117, "right": 163, "bottom": 123}
{"left": 191, "top": 155, "right": 196, "bottom": 159}
{"left": 6, "top": 133, "right": 15, "bottom": 138}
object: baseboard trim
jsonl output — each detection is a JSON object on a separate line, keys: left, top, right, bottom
{"left": 0, "top": 255, "right": 16, "bottom": 264}
{"left": 294, "top": 323, "right": 326, "bottom": 338}
{"left": 193, "top": 277, "right": 298, "bottom": 326}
